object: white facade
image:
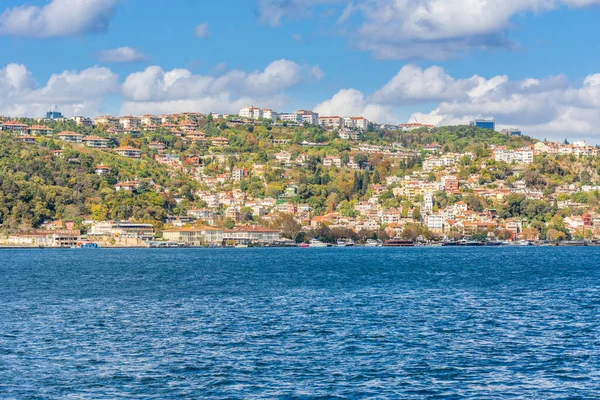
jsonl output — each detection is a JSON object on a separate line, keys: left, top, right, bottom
{"left": 239, "top": 106, "right": 263, "bottom": 120}
{"left": 426, "top": 214, "right": 444, "bottom": 230}
{"left": 262, "top": 109, "right": 279, "bottom": 121}
{"left": 279, "top": 113, "right": 302, "bottom": 124}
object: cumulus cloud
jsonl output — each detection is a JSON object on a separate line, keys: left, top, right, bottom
{"left": 195, "top": 22, "right": 209, "bottom": 38}
{"left": 96, "top": 46, "right": 147, "bottom": 63}
{"left": 0, "top": 0, "right": 120, "bottom": 38}
{"left": 0, "top": 63, "right": 118, "bottom": 117}
{"left": 313, "top": 88, "right": 394, "bottom": 122}
{"left": 312, "top": 64, "right": 600, "bottom": 142}
{"left": 257, "top": 0, "right": 600, "bottom": 59}
{"left": 120, "top": 59, "right": 321, "bottom": 115}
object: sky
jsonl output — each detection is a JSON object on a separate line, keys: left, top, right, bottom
{"left": 1, "top": 0, "right": 600, "bottom": 142}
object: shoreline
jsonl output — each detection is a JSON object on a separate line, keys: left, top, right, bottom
{"left": 0, "top": 243, "right": 597, "bottom": 250}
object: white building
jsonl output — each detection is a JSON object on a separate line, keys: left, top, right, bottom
{"left": 426, "top": 214, "right": 444, "bottom": 230}
{"left": 318, "top": 116, "right": 343, "bottom": 129}
{"left": 239, "top": 106, "right": 263, "bottom": 120}
{"left": 352, "top": 117, "right": 369, "bottom": 131}
{"left": 262, "top": 109, "right": 279, "bottom": 121}
{"left": 423, "top": 192, "right": 434, "bottom": 211}
{"left": 297, "top": 110, "right": 319, "bottom": 125}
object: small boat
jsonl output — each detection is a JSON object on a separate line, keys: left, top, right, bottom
{"left": 309, "top": 239, "right": 329, "bottom": 247}
{"left": 442, "top": 241, "right": 459, "bottom": 246}
{"left": 337, "top": 239, "right": 355, "bottom": 247}
{"left": 457, "top": 240, "right": 484, "bottom": 247}
{"left": 75, "top": 240, "right": 99, "bottom": 249}
{"left": 298, "top": 243, "right": 310, "bottom": 248}
{"left": 513, "top": 240, "right": 532, "bottom": 246}
{"left": 235, "top": 244, "right": 249, "bottom": 248}
{"left": 383, "top": 239, "right": 415, "bottom": 247}
{"left": 364, "top": 239, "right": 380, "bottom": 247}
{"left": 484, "top": 241, "right": 503, "bottom": 246}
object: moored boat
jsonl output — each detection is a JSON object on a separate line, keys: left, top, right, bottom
{"left": 309, "top": 239, "right": 329, "bottom": 247}
{"left": 74, "top": 240, "right": 99, "bottom": 249}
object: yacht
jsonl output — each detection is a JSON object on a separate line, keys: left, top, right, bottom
{"left": 309, "top": 239, "right": 329, "bottom": 247}
{"left": 365, "top": 239, "right": 380, "bottom": 247}
{"left": 337, "top": 239, "right": 355, "bottom": 247}
{"left": 514, "top": 240, "right": 532, "bottom": 246}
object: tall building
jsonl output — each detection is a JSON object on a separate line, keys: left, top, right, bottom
{"left": 470, "top": 119, "right": 495, "bottom": 130}
{"left": 46, "top": 108, "right": 64, "bottom": 120}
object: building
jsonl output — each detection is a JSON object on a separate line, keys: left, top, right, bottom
{"left": 494, "top": 146, "right": 534, "bottom": 164}
{"left": 279, "top": 112, "right": 302, "bottom": 124}
{"left": 57, "top": 131, "right": 83, "bottom": 143}
{"left": 426, "top": 214, "right": 444, "bottom": 231}
{"left": 82, "top": 135, "right": 110, "bottom": 149}
{"left": 339, "top": 129, "right": 360, "bottom": 140}
{"left": 318, "top": 116, "right": 343, "bottom": 129}
{"left": 89, "top": 221, "right": 155, "bottom": 241}
{"left": 46, "top": 109, "right": 64, "bottom": 120}
{"left": 423, "top": 192, "right": 434, "bottom": 211}
{"left": 442, "top": 176, "right": 459, "bottom": 192}
{"left": 148, "top": 141, "right": 167, "bottom": 152}
{"left": 162, "top": 226, "right": 224, "bottom": 246}
{"left": 210, "top": 137, "right": 229, "bottom": 147}
{"left": 223, "top": 226, "right": 281, "bottom": 245}
{"left": 94, "top": 115, "right": 119, "bottom": 129}
{"left": 141, "top": 115, "right": 161, "bottom": 126}
{"left": 470, "top": 119, "right": 495, "bottom": 130}
{"left": 119, "top": 116, "right": 141, "bottom": 131}
{"left": 73, "top": 116, "right": 93, "bottom": 127}
{"left": 262, "top": 109, "right": 279, "bottom": 121}
{"left": 114, "top": 146, "right": 142, "bottom": 158}
{"left": 95, "top": 165, "right": 112, "bottom": 175}
{"left": 323, "top": 156, "right": 342, "bottom": 168}
{"left": 19, "top": 135, "right": 36, "bottom": 144}
{"left": 239, "top": 106, "right": 263, "bottom": 120}
{"left": 1, "top": 121, "right": 28, "bottom": 135}
{"left": 501, "top": 128, "right": 522, "bottom": 136}
{"left": 28, "top": 125, "right": 54, "bottom": 136}
{"left": 297, "top": 110, "right": 319, "bottom": 125}
{"left": 232, "top": 168, "right": 249, "bottom": 182}
{"left": 7, "top": 230, "right": 79, "bottom": 247}
{"left": 352, "top": 117, "right": 369, "bottom": 130}
{"left": 115, "top": 181, "right": 139, "bottom": 192}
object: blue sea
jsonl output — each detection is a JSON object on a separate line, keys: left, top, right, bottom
{"left": 1, "top": 247, "right": 600, "bottom": 398}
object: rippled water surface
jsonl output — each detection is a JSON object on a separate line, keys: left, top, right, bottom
{"left": 1, "top": 247, "right": 600, "bottom": 398}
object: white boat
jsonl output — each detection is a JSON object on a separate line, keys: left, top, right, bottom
{"left": 514, "top": 240, "right": 532, "bottom": 246}
{"left": 365, "top": 239, "right": 380, "bottom": 247}
{"left": 309, "top": 239, "right": 329, "bottom": 247}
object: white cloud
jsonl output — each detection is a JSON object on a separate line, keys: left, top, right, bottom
{"left": 0, "top": 0, "right": 120, "bottom": 38}
{"left": 0, "top": 63, "right": 118, "bottom": 117}
{"left": 257, "top": 0, "right": 600, "bottom": 59}
{"left": 313, "top": 88, "right": 394, "bottom": 122}
{"left": 120, "top": 59, "right": 321, "bottom": 115}
{"left": 312, "top": 64, "right": 600, "bottom": 142}
{"left": 96, "top": 46, "right": 147, "bottom": 63}
{"left": 195, "top": 22, "right": 209, "bottom": 38}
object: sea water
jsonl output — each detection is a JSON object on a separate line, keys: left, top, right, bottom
{"left": 1, "top": 247, "right": 599, "bottom": 398}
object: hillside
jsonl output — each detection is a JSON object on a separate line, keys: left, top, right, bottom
{"left": 0, "top": 134, "right": 197, "bottom": 230}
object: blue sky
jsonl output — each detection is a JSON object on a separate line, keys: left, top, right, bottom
{"left": 1, "top": 0, "right": 600, "bottom": 141}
